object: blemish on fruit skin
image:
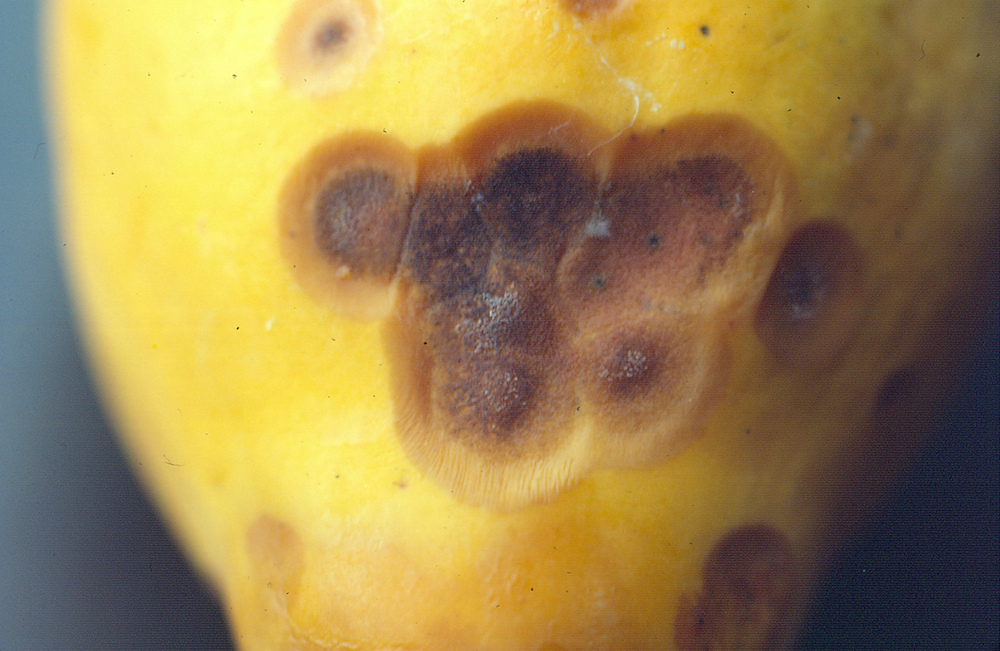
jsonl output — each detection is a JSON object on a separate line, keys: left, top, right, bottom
{"left": 675, "top": 523, "right": 799, "bottom": 651}
{"left": 246, "top": 515, "right": 305, "bottom": 612}
{"left": 313, "top": 166, "right": 412, "bottom": 279}
{"left": 560, "top": 0, "right": 636, "bottom": 19}
{"left": 598, "top": 337, "right": 660, "bottom": 399}
{"left": 755, "top": 221, "right": 867, "bottom": 370}
{"left": 281, "top": 101, "right": 795, "bottom": 509}
{"left": 279, "top": 132, "right": 416, "bottom": 320}
{"left": 276, "top": 0, "right": 381, "bottom": 97}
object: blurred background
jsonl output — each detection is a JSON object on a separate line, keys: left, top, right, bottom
{"left": 1, "top": 3, "right": 996, "bottom": 649}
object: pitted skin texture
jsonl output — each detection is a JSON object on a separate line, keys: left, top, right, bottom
{"left": 279, "top": 100, "right": 859, "bottom": 509}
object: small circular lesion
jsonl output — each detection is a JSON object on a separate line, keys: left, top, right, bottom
{"left": 311, "top": 19, "right": 350, "bottom": 53}
{"left": 754, "top": 220, "right": 867, "bottom": 369}
{"left": 276, "top": 0, "right": 381, "bottom": 96}
{"left": 278, "top": 132, "right": 416, "bottom": 319}
{"left": 312, "top": 167, "right": 411, "bottom": 278}
{"left": 589, "top": 271, "right": 608, "bottom": 291}
{"left": 443, "top": 358, "right": 539, "bottom": 440}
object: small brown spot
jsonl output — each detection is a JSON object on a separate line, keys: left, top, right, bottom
{"left": 276, "top": 0, "right": 381, "bottom": 96}
{"left": 557, "top": 115, "right": 783, "bottom": 321}
{"left": 601, "top": 154, "right": 755, "bottom": 283}
{"left": 453, "top": 283, "right": 558, "bottom": 356}
{"left": 755, "top": 220, "right": 867, "bottom": 369}
{"left": 676, "top": 524, "right": 799, "bottom": 651}
{"left": 475, "top": 147, "right": 595, "bottom": 266}
{"left": 312, "top": 19, "right": 350, "bottom": 53}
{"left": 402, "top": 181, "right": 488, "bottom": 303}
{"left": 446, "top": 359, "right": 538, "bottom": 438}
{"left": 454, "top": 100, "right": 615, "bottom": 180}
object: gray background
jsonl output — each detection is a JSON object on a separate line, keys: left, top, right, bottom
{"left": 1, "top": 3, "right": 996, "bottom": 649}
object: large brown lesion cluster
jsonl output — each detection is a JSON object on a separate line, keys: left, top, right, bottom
{"left": 279, "top": 100, "right": 867, "bottom": 510}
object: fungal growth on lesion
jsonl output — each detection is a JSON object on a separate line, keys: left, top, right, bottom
{"left": 280, "top": 100, "right": 830, "bottom": 510}
{"left": 280, "top": 133, "right": 416, "bottom": 320}
{"left": 276, "top": 0, "right": 382, "bottom": 97}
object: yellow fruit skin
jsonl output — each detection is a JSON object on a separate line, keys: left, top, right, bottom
{"left": 46, "top": 1, "right": 997, "bottom": 649}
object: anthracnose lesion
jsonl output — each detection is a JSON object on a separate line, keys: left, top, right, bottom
{"left": 281, "top": 103, "right": 794, "bottom": 502}
{"left": 311, "top": 19, "right": 351, "bottom": 56}
{"left": 598, "top": 336, "right": 662, "bottom": 399}
{"left": 313, "top": 166, "right": 412, "bottom": 280}
{"left": 474, "top": 148, "right": 597, "bottom": 264}
{"left": 754, "top": 219, "right": 867, "bottom": 368}
{"left": 599, "top": 155, "right": 754, "bottom": 276}
{"left": 401, "top": 148, "right": 583, "bottom": 441}
{"left": 394, "top": 118, "right": 770, "bottom": 449}
{"left": 401, "top": 182, "right": 489, "bottom": 303}
{"left": 437, "top": 350, "right": 540, "bottom": 442}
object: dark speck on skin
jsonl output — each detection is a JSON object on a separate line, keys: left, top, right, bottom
{"left": 314, "top": 21, "right": 350, "bottom": 53}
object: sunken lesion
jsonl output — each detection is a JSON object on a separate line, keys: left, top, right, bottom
{"left": 605, "top": 125, "right": 761, "bottom": 279}
{"left": 313, "top": 166, "right": 411, "bottom": 280}
{"left": 475, "top": 148, "right": 599, "bottom": 267}
{"left": 279, "top": 101, "right": 799, "bottom": 509}
{"left": 598, "top": 335, "right": 662, "bottom": 399}
{"left": 393, "top": 104, "right": 605, "bottom": 472}
{"left": 556, "top": 116, "right": 775, "bottom": 324}
{"left": 279, "top": 132, "right": 416, "bottom": 320}
{"left": 573, "top": 318, "right": 730, "bottom": 467}
{"left": 754, "top": 220, "right": 867, "bottom": 369}
{"left": 276, "top": 0, "right": 381, "bottom": 96}
{"left": 402, "top": 181, "right": 489, "bottom": 304}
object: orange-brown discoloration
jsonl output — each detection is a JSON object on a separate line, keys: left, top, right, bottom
{"left": 560, "top": 0, "right": 636, "bottom": 19}
{"left": 246, "top": 515, "right": 306, "bottom": 617}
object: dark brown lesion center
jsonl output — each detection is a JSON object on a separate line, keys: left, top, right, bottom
{"left": 312, "top": 20, "right": 351, "bottom": 56}
{"left": 313, "top": 166, "right": 411, "bottom": 280}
